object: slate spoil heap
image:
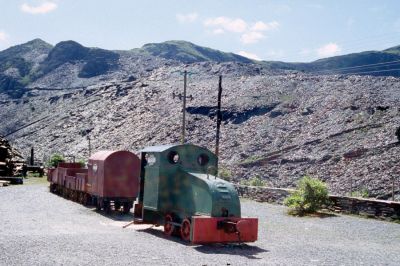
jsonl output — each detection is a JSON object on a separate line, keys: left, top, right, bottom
{"left": 0, "top": 136, "right": 24, "bottom": 176}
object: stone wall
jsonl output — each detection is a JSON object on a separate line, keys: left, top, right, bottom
{"left": 235, "top": 184, "right": 400, "bottom": 221}
{"left": 329, "top": 195, "right": 400, "bottom": 221}
{"left": 235, "top": 185, "right": 294, "bottom": 204}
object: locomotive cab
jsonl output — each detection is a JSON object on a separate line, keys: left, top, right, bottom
{"left": 134, "top": 144, "right": 258, "bottom": 244}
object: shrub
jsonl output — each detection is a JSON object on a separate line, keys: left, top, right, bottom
{"left": 240, "top": 175, "right": 266, "bottom": 187}
{"left": 284, "top": 176, "right": 329, "bottom": 215}
{"left": 218, "top": 167, "right": 232, "bottom": 181}
{"left": 77, "top": 159, "right": 86, "bottom": 168}
{"left": 48, "top": 154, "right": 65, "bottom": 168}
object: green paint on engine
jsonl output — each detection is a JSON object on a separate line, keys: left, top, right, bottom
{"left": 140, "top": 144, "right": 241, "bottom": 223}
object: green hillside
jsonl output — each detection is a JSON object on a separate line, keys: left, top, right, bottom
{"left": 139, "top": 40, "right": 254, "bottom": 64}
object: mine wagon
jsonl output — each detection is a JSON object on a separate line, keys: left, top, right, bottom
{"left": 88, "top": 150, "right": 140, "bottom": 213}
{"left": 48, "top": 150, "right": 140, "bottom": 213}
{"left": 134, "top": 144, "right": 258, "bottom": 243}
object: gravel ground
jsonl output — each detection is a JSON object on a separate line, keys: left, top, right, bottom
{"left": 0, "top": 182, "right": 399, "bottom": 266}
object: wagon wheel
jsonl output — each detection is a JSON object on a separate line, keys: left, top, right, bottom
{"left": 95, "top": 199, "right": 102, "bottom": 211}
{"left": 103, "top": 200, "right": 111, "bottom": 214}
{"left": 180, "top": 218, "right": 191, "bottom": 242}
{"left": 164, "top": 214, "right": 175, "bottom": 236}
{"left": 82, "top": 194, "right": 88, "bottom": 206}
{"left": 122, "top": 202, "right": 131, "bottom": 214}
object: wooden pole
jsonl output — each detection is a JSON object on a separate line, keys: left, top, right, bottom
{"left": 392, "top": 175, "right": 395, "bottom": 201}
{"left": 215, "top": 75, "right": 223, "bottom": 169}
{"left": 181, "top": 71, "right": 187, "bottom": 144}
{"left": 87, "top": 136, "right": 91, "bottom": 157}
{"left": 30, "top": 147, "right": 34, "bottom": 166}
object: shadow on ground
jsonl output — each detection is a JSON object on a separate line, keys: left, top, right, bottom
{"left": 93, "top": 209, "right": 135, "bottom": 222}
{"left": 137, "top": 227, "right": 268, "bottom": 259}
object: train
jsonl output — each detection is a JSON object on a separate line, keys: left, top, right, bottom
{"left": 47, "top": 143, "right": 258, "bottom": 244}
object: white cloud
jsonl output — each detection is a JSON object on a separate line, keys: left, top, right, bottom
{"left": 240, "top": 31, "right": 265, "bottom": 44}
{"left": 204, "top": 16, "right": 278, "bottom": 44}
{"left": 317, "top": 43, "right": 341, "bottom": 57}
{"left": 251, "top": 21, "right": 279, "bottom": 31}
{"left": 212, "top": 28, "right": 224, "bottom": 35}
{"left": 21, "top": 1, "right": 57, "bottom": 14}
{"left": 176, "top": 13, "right": 198, "bottom": 23}
{"left": 237, "top": 51, "right": 260, "bottom": 61}
{"left": 204, "top": 17, "right": 247, "bottom": 33}
{"left": 0, "top": 31, "right": 8, "bottom": 42}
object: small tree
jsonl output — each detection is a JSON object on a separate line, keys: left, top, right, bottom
{"left": 284, "top": 176, "right": 329, "bottom": 215}
{"left": 48, "top": 154, "right": 65, "bottom": 168}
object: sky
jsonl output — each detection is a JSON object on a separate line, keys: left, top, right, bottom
{"left": 0, "top": 0, "right": 400, "bottom": 62}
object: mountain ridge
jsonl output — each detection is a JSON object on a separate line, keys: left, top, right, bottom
{"left": 1, "top": 39, "right": 400, "bottom": 98}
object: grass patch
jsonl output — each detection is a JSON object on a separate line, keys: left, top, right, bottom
{"left": 239, "top": 155, "right": 263, "bottom": 165}
{"left": 24, "top": 176, "right": 49, "bottom": 186}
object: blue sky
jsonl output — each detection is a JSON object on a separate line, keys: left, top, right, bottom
{"left": 0, "top": 0, "right": 400, "bottom": 62}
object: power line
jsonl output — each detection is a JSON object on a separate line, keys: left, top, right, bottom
{"left": 313, "top": 60, "right": 400, "bottom": 74}
{"left": 334, "top": 67, "right": 400, "bottom": 76}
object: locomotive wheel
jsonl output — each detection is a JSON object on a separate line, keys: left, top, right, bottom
{"left": 115, "top": 202, "right": 121, "bottom": 211}
{"left": 180, "top": 218, "right": 191, "bottom": 242}
{"left": 164, "top": 214, "right": 175, "bottom": 236}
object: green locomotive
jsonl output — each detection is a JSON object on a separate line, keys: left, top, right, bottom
{"left": 134, "top": 144, "right": 258, "bottom": 243}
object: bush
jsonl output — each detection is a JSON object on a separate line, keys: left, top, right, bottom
{"left": 284, "top": 176, "right": 329, "bottom": 215}
{"left": 77, "top": 159, "right": 86, "bottom": 168}
{"left": 240, "top": 176, "right": 266, "bottom": 187}
{"left": 218, "top": 167, "right": 232, "bottom": 181}
{"left": 48, "top": 154, "right": 65, "bottom": 168}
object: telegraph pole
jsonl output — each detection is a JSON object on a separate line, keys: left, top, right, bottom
{"left": 215, "top": 75, "right": 223, "bottom": 168}
{"left": 87, "top": 136, "right": 92, "bottom": 157}
{"left": 182, "top": 71, "right": 187, "bottom": 144}
{"left": 173, "top": 70, "right": 193, "bottom": 144}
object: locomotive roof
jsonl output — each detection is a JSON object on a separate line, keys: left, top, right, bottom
{"left": 140, "top": 143, "right": 208, "bottom": 153}
{"left": 89, "top": 150, "right": 129, "bottom": 160}
{"left": 140, "top": 144, "right": 178, "bottom": 153}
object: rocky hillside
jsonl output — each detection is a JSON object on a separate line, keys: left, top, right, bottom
{"left": 1, "top": 39, "right": 400, "bottom": 199}
{"left": 0, "top": 60, "right": 399, "bottom": 199}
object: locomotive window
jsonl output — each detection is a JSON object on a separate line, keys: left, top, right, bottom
{"left": 197, "top": 154, "right": 209, "bottom": 166}
{"left": 147, "top": 153, "right": 156, "bottom": 166}
{"left": 168, "top": 151, "right": 180, "bottom": 164}
{"left": 92, "top": 163, "right": 98, "bottom": 173}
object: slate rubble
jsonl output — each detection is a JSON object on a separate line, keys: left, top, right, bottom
{"left": 0, "top": 61, "right": 399, "bottom": 199}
